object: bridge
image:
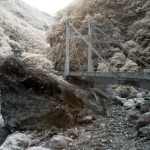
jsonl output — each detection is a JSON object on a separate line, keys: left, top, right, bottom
{"left": 61, "top": 20, "right": 150, "bottom": 90}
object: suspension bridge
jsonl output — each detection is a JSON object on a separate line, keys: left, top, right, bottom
{"left": 60, "top": 20, "right": 150, "bottom": 90}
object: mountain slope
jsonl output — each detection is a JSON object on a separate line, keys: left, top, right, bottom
{"left": 0, "top": 0, "right": 53, "bottom": 71}
{"left": 0, "top": 0, "right": 53, "bottom": 31}
{"left": 46, "top": 0, "right": 150, "bottom": 72}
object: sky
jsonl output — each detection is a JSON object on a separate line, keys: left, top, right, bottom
{"left": 22, "top": 0, "right": 73, "bottom": 15}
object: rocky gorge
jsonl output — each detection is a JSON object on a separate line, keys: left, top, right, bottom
{"left": 0, "top": 0, "right": 150, "bottom": 149}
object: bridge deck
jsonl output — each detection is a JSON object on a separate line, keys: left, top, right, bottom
{"left": 59, "top": 71, "right": 150, "bottom": 79}
{"left": 59, "top": 71, "right": 150, "bottom": 89}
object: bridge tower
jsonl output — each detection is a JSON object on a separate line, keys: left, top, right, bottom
{"left": 64, "top": 20, "right": 93, "bottom": 77}
{"left": 64, "top": 20, "right": 70, "bottom": 77}
{"left": 88, "top": 22, "right": 93, "bottom": 72}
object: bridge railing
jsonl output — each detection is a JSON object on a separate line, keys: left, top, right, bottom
{"left": 58, "top": 71, "right": 150, "bottom": 80}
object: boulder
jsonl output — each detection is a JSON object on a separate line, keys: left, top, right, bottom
{"left": 140, "top": 100, "right": 150, "bottom": 114}
{"left": 137, "top": 112, "right": 150, "bottom": 129}
{"left": 126, "top": 107, "right": 141, "bottom": 122}
{"left": 0, "top": 131, "right": 30, "bottom": 150}
{"left": 0, "top": 58, "right": 108, "bottom": 130}
{"left": 139, "top": 124, "right": 150, "bottom": 136}
{"left": 135, "top": 98, "right": 145, "bottom": 108}
{"left": 113, "top": 96, "right": 125, "bottom": 105}
{"left": 49, "top": 135, "right": 73, "bottom": 149}
{"left": 123, "top": 99, "right": 135, "bottom": 109}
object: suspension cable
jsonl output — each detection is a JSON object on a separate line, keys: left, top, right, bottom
{"left": 92, "top": 24, "right": 150, "bottom": 69}
{"left": 69, "top": 22, "right": 124, "bottom": 82}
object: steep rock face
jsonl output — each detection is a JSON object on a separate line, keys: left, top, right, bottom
{"left": 0, "top": 0, "right": 53, "bottom": 31}
{"left": 0, "top": 57, "right": 107, "bottom": 131}
{"left": 46, "top": 0, "right": 150, "bottom": 72}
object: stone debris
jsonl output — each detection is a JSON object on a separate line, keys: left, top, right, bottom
{"left": 1, "top": 89, "right": 150, "bottom": 149}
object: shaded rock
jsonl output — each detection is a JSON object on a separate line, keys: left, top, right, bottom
{"left": 0, "top": 127, "right": 10, "bottom": 146}
{"left": 138, "top": 124, "right": 150, "bottom": 136}
{"left": 135, "top": 98, "right": 145, "bottom": 108}
{"left": 140, "top": 100, "right": 150, "bottom": 114}
{"left": 75, "top": 88, "right": 108, "bottom": 115}
{"left": 78, "top": 131, "right": 92, "bottom": 142}
{"left": 0, "top": 58, "right": 108, "bottom": 130}
{"left": 50, "top": 135, "right": 73, "bottom": 149}
{"left": 113, "top": 96, "right": 125, "bottom": 105}
{"left": 126, "top": 95, "right": 137, "bottom": 100}
{"left": 126, "top": 107, "right": 141, "bottom": 122}
{"left": 137, "top": 112, "right": 150, "bottom": 129}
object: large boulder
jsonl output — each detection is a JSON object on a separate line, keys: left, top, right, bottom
{"left": 0, "top": 57, "right": 108, "bottom": 131}
{"left": 137, "top": 112, "right": 150, "bottom": 129}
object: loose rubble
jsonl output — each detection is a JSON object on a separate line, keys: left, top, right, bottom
{"left": 1, "top": 90, "right": 150, "bottom": 150}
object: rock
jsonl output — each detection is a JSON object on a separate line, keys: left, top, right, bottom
{"left": 78, "top": 131, "right": 92, "bottom": 142}
{"left": 140, "top": 100, "right": 150, "bottom": 114}
{"left": 135, "top": 98, "right": 145, "bottom": 108}
{"left": 77, "top": 116, "right": 92, "bottom": 124}
{"left": 113, "top": 96, "right": 125, "bottom": 105}
{"left": 123, "top": 99, "right": 135, "bottom": 109}
{"left": 0, "top": 115, "right": 4, "bottom": 128}
{"left": 0, "top": 127, "right": 10, "bottom": 146}
{"left": 148, "top": 92, "right": 150, "bottom": 97}
{"left": 127, "top": 108, "right": 141, "bottom": 122}
{"left": 101, "top": 139, "right": 108, "bottom": 143}
{"left": 27, "top": 147, "right": 50, "bottom": 150}
{"left": 50, "top": 135, "right": 73, "bottom": 149}
{"left": 126, "top": 95, "right": 137, "bottom": 100}
{"left": 137, "top": 112, "right": 150, "bottom": 129}
{"left": 136, "top": 93, "right": 143, "bottom": 98}
{"left": 139, "top": 124, "right": 150, "bottom": 136}
{"left": 144, "top": 97, "right": 150, "bottom": 100}
{"left": 0, "top": 58, "right": 108, "bottom": 130}
{"left": 0, "top": 131, "right": 30, "bottom": 149}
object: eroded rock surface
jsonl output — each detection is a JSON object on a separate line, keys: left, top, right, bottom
{"left": 0, "top": 57, "right": 107, "bottom": 131}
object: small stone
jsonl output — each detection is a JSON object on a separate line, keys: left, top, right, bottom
{"left": 77, "top": 116, "right": 92, "bottom": 124}
{"left": 136, "top": 93, "right": 143, "bottom": 98}
{"left": 101, "top": 139, "right": 107, "bottom": 143}
{"left": 50, "top": 135, "right": 73, "bottom": 149}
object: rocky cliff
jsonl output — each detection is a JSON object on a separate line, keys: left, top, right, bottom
{"left": 46, "top": 0, "right": 150, "bottom": 72}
